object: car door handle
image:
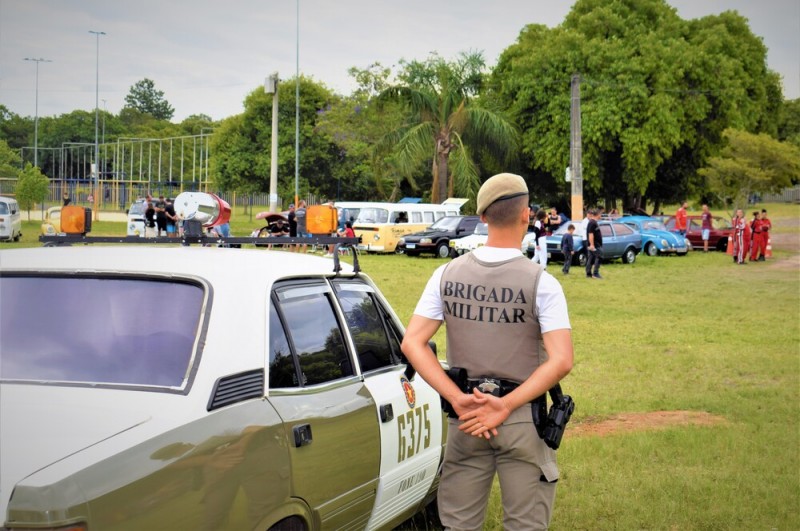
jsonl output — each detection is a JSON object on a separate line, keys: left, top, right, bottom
{"left": 293, "top": 424, "right": 312, "bottom": 447}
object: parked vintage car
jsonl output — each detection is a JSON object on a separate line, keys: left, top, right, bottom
{"left": 449, "top": 222, "right": 488, "bottom": 257}
{"left": 664, "top": 214, "right": 732, "bottom": 251}
{"left": 0, "top": 196, "right": 22, "bottom": 242}
{"left": 39, "top": 206, "right": 61, "bottom": 235}
{"left": 126, "top": 198, "right": 148, "bottom": 237}
{"left": 618, "top": 215, "right": 689, "bottom": 256}
{"left": 397, "top": 215, "right": 481, "bottom": 257}
{"left": 542, "top": 221, "right": 642, "bottom": 266}
{"left": 0, "top": 195, "right": 446, "bottom": 531}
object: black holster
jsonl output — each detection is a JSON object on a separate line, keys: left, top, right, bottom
{"left": 532, "top": 383, "right": 575, "bottom": 450}
{"left": 441, "top": 367, "right": 468, "bottom": 418}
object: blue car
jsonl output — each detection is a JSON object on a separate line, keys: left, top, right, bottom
{"left": 541, "top": 221, "right": 642, "bottom": 266}
{"left": 618, "top": 216, "right": 689, "bottom": 257}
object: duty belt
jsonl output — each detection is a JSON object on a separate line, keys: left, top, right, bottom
{"left": 465, "top": 377, "right": 520, "bottom": 397}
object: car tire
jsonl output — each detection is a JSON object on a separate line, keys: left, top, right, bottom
{"left": 436, "top": 241, "right": 450, "bottom": 258}
{"left": 576, "top": 251, "right": 587, "bottom": 267}
{"left": 268, "top": 516, "right": 306, "bottom": 531}
{"left": 623, "top": 247, "right": 637, "bottom": 264}
{"left": 645, "top": 242, "right": 658, "bottom": 256}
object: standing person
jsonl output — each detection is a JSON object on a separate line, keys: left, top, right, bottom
{"left": 530, "top": 210, "right": 548, "bottom": 269}
{"left": 287, "top": 204, "right": 297, "bottom": 237}
{"left": 165, "top": 198, "right": 178, "bottom": 238}
{"left": 750, "top": 211, "right": 765, "bottom": 262}
{"left": 154, "top": 195, "right": 167, "bottom": 237}
{"left": 144, "top": 201, "right": 156, "bottom": 238}
{"left": 561, "top": 224, "right": 575, "bottom": 275}
{"left": 547, "top": 208, "right": 562, "bottom": 234}
{"left": 675, "top": 201, "right": 688, "bottom": 237}
{"left": 62, "top": 192, "right": 71, "bottom": 206}
{"left": 585, "top": 209, "right": 603, "bottom": 279}
{"left": 701, "top": 204, "right": 713, "bottom": 252}
{"left": 732, "top": 209, "right": 750, "bottom": 265}
{"left": 295, "top": 200, "right": 308, "bottom": 253}
{"left": 760, "top": 209, "right": 772, "bottom": 259}
{"left": 401, "top": 172, "right": 573, "bottom": 531}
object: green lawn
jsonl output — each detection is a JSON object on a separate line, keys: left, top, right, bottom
{"left": 4, "top": 203, "right": 799, "bottom": 530}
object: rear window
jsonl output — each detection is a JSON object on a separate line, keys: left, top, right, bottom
{"left": 0, "top": 276, "right": 204, "bottom": 388}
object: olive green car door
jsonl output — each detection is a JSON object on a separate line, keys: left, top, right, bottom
{"left": 267, "top": 280, "right": 380, "bottom": 530}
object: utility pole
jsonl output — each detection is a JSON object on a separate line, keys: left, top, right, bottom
{"left": 265, "top": 73, "right": 279, "bottom": 213}
{"left": 570, "top": 74, "right": 583, "bottom": 221}
{"left": 24, "top": 57, "right": 52, "bottom": 169}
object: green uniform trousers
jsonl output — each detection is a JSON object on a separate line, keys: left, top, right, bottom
{"left": 438, "top": 405, "right": 559, "bottom": 530}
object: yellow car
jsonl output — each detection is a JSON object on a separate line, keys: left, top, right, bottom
{"left": 40, "top": 206, "right": 61, "bottom": 235}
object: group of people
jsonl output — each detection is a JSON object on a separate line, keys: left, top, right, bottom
{"left": 142, "top": 194, "right": 179, "bottom": 238}
{"left": 731, "top": 208, "right": 772, "bottom": 264}
{"left": 529, "top": 207, "right": 567, "bottom": 269}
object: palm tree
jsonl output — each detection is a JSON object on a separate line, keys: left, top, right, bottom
{"left": 376, "top": 52, "right": 518, "bottom": 205}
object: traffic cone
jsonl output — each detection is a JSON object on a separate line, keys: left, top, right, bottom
{"left": 726, "top": 236, "right": 734, "bottom": 256}
{"left": 766, "top": 236, "right": 772, "bottom": 258}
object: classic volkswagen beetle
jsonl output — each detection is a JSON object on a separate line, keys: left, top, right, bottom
{"left": 0, "top": 194, "right": 444, "bottom": 531}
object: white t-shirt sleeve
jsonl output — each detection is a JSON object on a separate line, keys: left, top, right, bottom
{"left": 413, "top": 264, "right": 447, "bottom": 321}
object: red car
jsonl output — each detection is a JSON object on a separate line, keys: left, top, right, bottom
{"left": 664, "top": 215, "right": 732, "bottom": 251}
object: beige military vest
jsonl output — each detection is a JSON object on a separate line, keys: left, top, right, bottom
{"left": 440, "top": 252, "right": 545, "bottom": 383}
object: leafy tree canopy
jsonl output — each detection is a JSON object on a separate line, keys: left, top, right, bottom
{"left": 15, "top": 163, "right": 49, "bottom": 216}
{"left": 124, "top": 78, "right": 175, "bottom": 121}
{"left": 699, "top": 128, "right": 800, "bottom": 211}
{"left": 377, "top": 51, "right": 518, "bottom": 207}
{"left": 490, "top": 0, "right": 782, "bottom": 213}
{"left": 0, "top": 139, "right": 21, "bottom": 178}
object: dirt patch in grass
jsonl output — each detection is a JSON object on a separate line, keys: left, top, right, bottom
{"left": 570, "top": 410, "right": 729, "bottom": 438}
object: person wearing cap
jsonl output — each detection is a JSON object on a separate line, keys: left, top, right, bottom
{"left": 402, "top": 172, "right": 574, "bottom": 530}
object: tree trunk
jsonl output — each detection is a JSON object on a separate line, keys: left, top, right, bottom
{"left": 435, "top": 136, "right": 450, "bottom": 203}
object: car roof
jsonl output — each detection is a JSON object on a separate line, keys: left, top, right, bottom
{"left": 0, "top": 247, "right": 355, "bottom": 285}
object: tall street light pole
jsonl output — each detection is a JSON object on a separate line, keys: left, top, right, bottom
{"left": 24, "top": 57, "right": 52, "bottom": 168}
{"left": 295, "top": 0, "right": 300, "bottom": 207}
{"left": 90, "top": 30, "right": 106, "bottom": 219}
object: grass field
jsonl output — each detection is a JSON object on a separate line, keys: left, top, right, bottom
{"left": 4, "top": 202, "right": 799, "bottom": 530}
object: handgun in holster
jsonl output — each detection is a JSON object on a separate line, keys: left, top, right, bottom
{"left": 532, "top": 383, "right": 575, "bottom": 450}
{"left": 441, "top": 367, "right": 468, "bottom": 418}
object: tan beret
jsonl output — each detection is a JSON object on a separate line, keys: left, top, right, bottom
{"left": 476, "top": 173, "right": 529, "bottom": 215}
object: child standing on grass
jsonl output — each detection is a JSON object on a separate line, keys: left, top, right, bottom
{"left": 561, "top": 224, "right": 575, "bottom": 274}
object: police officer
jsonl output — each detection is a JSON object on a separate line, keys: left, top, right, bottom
{"left": 402, "top": 173, "right": 574, "bottom": 530}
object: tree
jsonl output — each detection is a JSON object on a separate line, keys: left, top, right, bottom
{"left": 15, "top": 163, "right": 49, "bottom": 219}
{"left": 490, "top": 0, "right": 782, "bottom": 212}
{"left": 124, "top": 79, "right": 175, "bottom": 121}
{"left": 0, "top": 139, "right": 21, "bottom": 179}
{"left": 212, "top": 76, "right": 345, "bottom": 202}
{"left": 376, "top": 52, "right": 518, "bottom": 206}
{"left": 699, "top": 128, "right": 800, "bottom": 210}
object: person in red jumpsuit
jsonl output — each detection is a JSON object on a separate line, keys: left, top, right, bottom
{"left": 760, "top": 209, "right": 772, "bottom": 260}
{"left": 750, "top": 211, "right": 766, "bottom": 262}
{"left": 732, "top": 209, "right": 751, "bottom": 265}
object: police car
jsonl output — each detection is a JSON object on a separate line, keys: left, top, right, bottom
{"left": 0, "top": 194, "right": 445, "bottom": 531}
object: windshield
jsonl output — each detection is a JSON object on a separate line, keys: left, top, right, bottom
{"left": 129, "top": 201, "right": 146, "bottom": 216}
{"left": 474, "top": 223, "right": 488, "bottom": 235}
{"left": 430, "top": 216, "right": 462, "bottom": 230}
{"left": 0, "top": 275, "right": 204, "bottom": 388}
{"left": 355, "top": 208, "right": 389, "bottom": 224}
{"left": 640, "top": 220, "right": 667, "bottom": 231}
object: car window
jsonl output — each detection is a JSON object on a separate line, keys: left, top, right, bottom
{"left": 600, "top": 224, "right": 613, "bottom": 237}
{"left": 0, "top": 275, "right": 203, "bottom": 388}
{"left": 268, "top": 303, "right": 299, "bottom": 388}
{"left": 689, "top": 219, "right": 702, "bottom": 229}
{"left": 461, "top": 218, "right": 479, "bottom": 233}
{"left": 614, "top": 224, "right": 635, "bottom": 235}
{"left": 356, "top": 208, "right": 389, "bottom": 224}
{"left": 423, "top": 211, "right": 434, "bottom": 223}
{"left": 333, "top": 281, "right": 397, "bottom": 372}
{"left": 430, "top": 216, "right": 462, "bottom": 230}
{"left": 275, "top": 283, "right": 353, "bottom": 386}
{"left": 129, "top": 202, "right": 146, "bottom": 216}
{"left": 0, "top": 203, "right": 8, "bottom": 215}
{"left": 411, "top": 211, "right": 422, "bottom": 223}
{"left": 714, "top": 218, "right": 732, "bottom": 229}
{"left": 664, "top": 218, "right": 675, "bottom": 229}
{"left": 434, "top": 211, "right": 444, "bottom": 221}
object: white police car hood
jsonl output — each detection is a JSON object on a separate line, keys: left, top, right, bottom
{"left": 0, "top": 383, "right": 151, "bottom": 520}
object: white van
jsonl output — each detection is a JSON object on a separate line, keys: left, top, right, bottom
{"left": 0, "top": 196, "right": 22, "bottom": 242}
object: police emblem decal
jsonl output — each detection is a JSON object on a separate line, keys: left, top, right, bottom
{"left": 400, "top": 376, "right": 416, "bottom": 408}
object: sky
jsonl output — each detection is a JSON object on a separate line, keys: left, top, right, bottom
{"left": 1, "top": 0, "right": 798, "bottom": 123}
